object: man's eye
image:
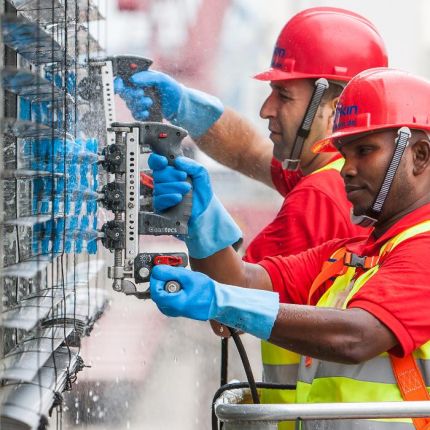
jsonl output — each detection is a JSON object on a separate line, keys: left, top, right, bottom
{"left": 358, "top": 146, "right": 373, "bottom": 155}
{"left": 279, "top": 93, "right": 293, "bottom": 101}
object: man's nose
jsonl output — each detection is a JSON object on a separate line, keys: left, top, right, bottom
{"left": 340, "top": 156, "right": 358, "bottom": 179}
{"left": 260, "top": 91, "right": 277, "bottom": 119}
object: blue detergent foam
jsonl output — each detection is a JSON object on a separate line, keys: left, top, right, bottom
{"left": 23, "top": 66, "right": 101, "bottom": 257}
{"left": 67, "top": 71, "right": 76, "bottom": 94}
{"left": 87, "top": 215, "right": 98, "bottom": 254}
{"left": 64, "top": 215, "right": 78, "bottom": 253}
{"left": 26, "top": 90, "right": 101, "bottom": 253}
{"left": 19, "top": 97, "right": 31, "bottom": 120}
{"left": 63, "top": 215, "right": 98, "bottom": 255}
{"left": 79, "top": 215, "right": 99, "bottom": 255}
{"left": 37, "top": 218, "right": 54, "bottom": 255}
{"left": 53, "top": 218, "right": 64, "bottom": 253}
{"left": 29, "top": 138, "right": 75, "bottom": 173}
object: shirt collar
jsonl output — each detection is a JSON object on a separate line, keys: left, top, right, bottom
{"left": 347, "top": 203, "right": 430, "bottom": 256}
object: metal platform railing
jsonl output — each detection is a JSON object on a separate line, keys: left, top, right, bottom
{"left": 216, "top": 397, "right": 430, "bottom": 429}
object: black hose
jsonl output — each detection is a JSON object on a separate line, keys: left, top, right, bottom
{"left": 220, "top": 337, "right": 229, "bottom": 386}
{"left": 229, "top": 328, "right": 260, "bottom": 404}
{"left": 219, "top": 337, "right": 229, "bottom": 429}
{"left": 211, "top": 381, "right": 296, "bottom": 430}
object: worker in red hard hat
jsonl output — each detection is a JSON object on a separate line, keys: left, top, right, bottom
{"left": 115, "top": 7, "right": 388, "bottom": 424}
{"left": 254, "top": 7, "right": 387, "bottom": 171}
{"left": 149, "top": 67, "right": 430, "bottom": 430}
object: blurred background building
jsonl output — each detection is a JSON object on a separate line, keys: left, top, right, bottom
{"left": 64, "top": 1, "right": 430, "bottom": 429}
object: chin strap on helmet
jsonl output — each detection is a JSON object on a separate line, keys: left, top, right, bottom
{"left": 351, "top": 126, "right": 412, "bottom": 227}
{"left": 282, "top": 78, "right": 329, "bottom": 171}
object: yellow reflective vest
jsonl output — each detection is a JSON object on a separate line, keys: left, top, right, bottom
{"left": 296, "top": 220, "right": 430, "bottom": 430}
{"left": 260, "top": 158, "right": 345, "bottom": 430}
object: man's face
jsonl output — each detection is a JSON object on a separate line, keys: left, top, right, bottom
{"left": 260, "top": 79, "right": 332, "bottom": 164}
{"left": 339, "top": 130, "right": 415, "bottom": 222}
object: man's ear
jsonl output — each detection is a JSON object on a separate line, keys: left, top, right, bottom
{"left": 331, "top": 96, "right": 340, "bottom": 112}
{"left": 411, "top": 138, "right": 430, "bottom": 176}
{"left": 325, "top": 96, "right": 340, "bottom": 134}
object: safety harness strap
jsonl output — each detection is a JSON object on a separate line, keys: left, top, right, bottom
{"left": 306, "top": 247, "right": 347, "bottom": 305}
{"left": 343, "top": 252, "right": 379, "bottom": 269}
{"left": 307, "top": 248, "right": 380, "bottom": 305}
{"left": 390, "top": 354, "right": 430, "bottom": 430}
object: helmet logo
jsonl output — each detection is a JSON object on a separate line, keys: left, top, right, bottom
{"left": 334, "top": 104, "right": 359, "bottom": 131}
{"left": 271, "top": 46, "right": 287, "bottom": 69}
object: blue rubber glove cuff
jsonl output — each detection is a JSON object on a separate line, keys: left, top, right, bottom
{"left": 174, "top": 86, "right": 224, "bottom": 138}
{"left": 185, "top": 195, "right": 242, "bottom": 259}
{"left": 210, "top": 283, "right": 280, "bottom": 340}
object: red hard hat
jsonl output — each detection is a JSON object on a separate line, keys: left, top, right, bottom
{"left": 312, "top": 68, "right": 430, "bottom": 153}
{"left": 254, "top": 7, "right": 388, "bottom": 82}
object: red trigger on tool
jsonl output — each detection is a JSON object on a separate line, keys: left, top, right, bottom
{"left": 140, "top": 172, "right": 154, "bottom": 189}
{"left": 154, "top": 256, "right": 183, "bottom": 266}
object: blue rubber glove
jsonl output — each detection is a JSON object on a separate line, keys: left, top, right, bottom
{"left": 150, "top": 265, "right": 280, "bottom": 340}
{"left": 149, "top": 154, "right": 191, "bottom": 211}
{"left": 148, "top": 153, "right": 242, "bottom": 259}
{"left": 114, "top": 76, "right": 153, "bottom": 120}
{"left": 114, "top": 70, "right": 224, "bottom": 138}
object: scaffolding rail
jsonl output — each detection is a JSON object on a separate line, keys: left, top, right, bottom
{"left": 216, "top": 401, "right": 430, "bottom": 426}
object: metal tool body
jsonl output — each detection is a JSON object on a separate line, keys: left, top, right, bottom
{"left": 80, "top": 56, "right": 187, "bottom": 298}
{"left": 99, "top": 122, "right": 190, "bottom": 298}
{"left": 78, "top": 59, "right": 116, "bottom": 147}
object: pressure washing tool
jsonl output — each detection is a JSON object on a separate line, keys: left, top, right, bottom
{"left": 99, "top": 122, "right": 191, "bottom": 299}
{"left": 78, "top": 56, "right": 189, "bottom": 298}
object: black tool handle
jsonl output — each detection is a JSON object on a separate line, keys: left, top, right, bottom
{"left": 138, "top": 122, "right": 193, "bottom": 235}
{"left": 110, "top": 55, "right": 162, "bottom": 122}
{"left": 142, "top": 122, "right": 187, "bottom": 161}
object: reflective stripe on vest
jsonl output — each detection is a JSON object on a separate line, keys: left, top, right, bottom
{"left": 262, "top": 342, "right": 301, "bottom": 385}
{"left": 259, "top": 158, "right": 345, "bottom": 430}
{"left": 260, "top": 341, "right": 297, "bottom": 430}
{"left": 297, "top": 220, "right": 430, "bottom": 430}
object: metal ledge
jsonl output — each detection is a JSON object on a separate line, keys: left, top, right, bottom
{"left": 45, "top": 286, "right": 109, "bottom": 336}
{"left": 3, "top": 214, "right": 57, "bottom": 226}
{"left": 0, "top": 326, "right": 74, "bottom": 382}
{"left": 1, "top": 287, "right": 73, "bottom": 330}
{"left": 1, "top": 118, "right": 74, "bottom": 140}
{"left": 0, "top": 253, "right": 65, "bottom": 278}
{"left": 9, "top": 0, "right": 104, "bottom": 23}
{"left": 1, "top": 67, "right": 73, "bottom": 102}
{"left": 1, "top": 14, "right": 74, "bottom": 65}
{"left": 8, "top": 0, "right": 76, "bottom": 24}
{"left": 0, "top": 346, "right": 80, "bottom": 430}
{"left": 1, "top": 169, "right": 64, "bottom": 178}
